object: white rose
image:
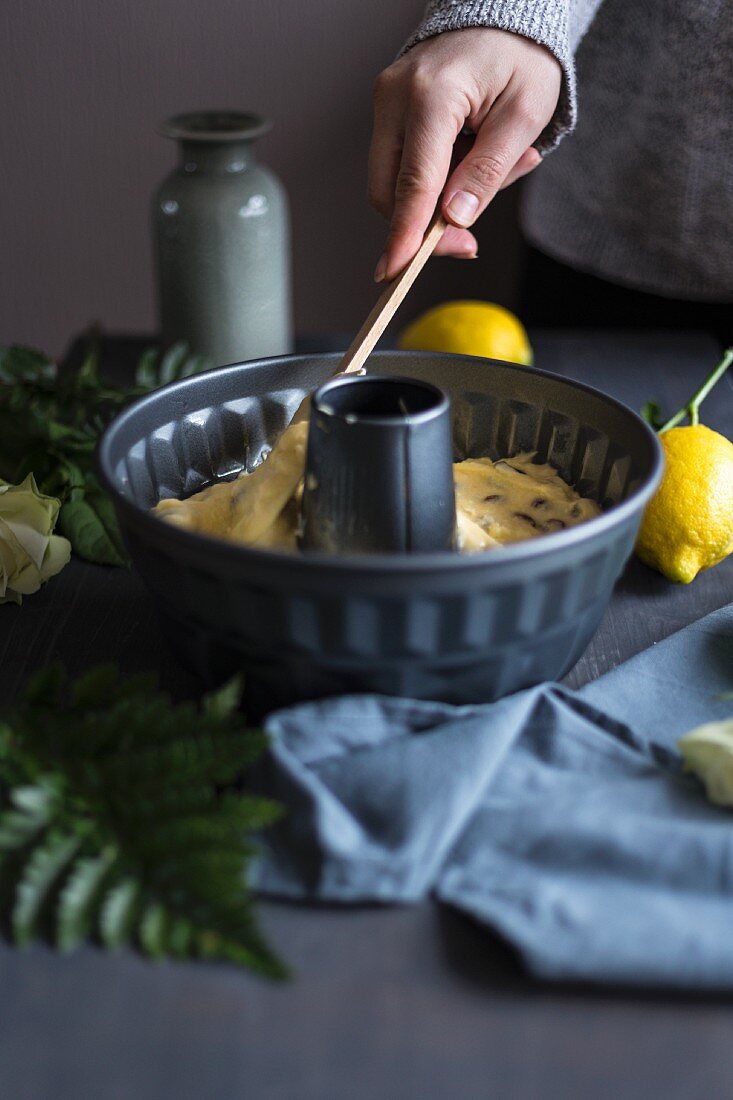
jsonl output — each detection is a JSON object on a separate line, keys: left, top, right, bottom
{"left": 0, "top": 474, "right": 71, "bottom": 604}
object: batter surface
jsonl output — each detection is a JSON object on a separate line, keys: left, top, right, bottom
{"left": 154, "top": 423, "right": 600, "bottom": 553}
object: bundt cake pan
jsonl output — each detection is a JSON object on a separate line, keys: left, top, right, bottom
{"left": 97, "top": 351, "right": 663, "bottom": 718}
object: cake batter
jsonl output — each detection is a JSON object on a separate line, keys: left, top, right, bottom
{"left": 154, "top": 423, "right": 600, "bottom": 553}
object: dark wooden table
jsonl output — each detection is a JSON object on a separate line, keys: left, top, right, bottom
{"left": 2, "top": 330, "right": 732, "bottom": 1100}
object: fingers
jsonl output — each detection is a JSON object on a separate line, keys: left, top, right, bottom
{"left": 376, "top": 98, "right": 461, "bottom": 281}
{"left": 422, "top": 147, "right": 538, "bottom": 263}
{"left": 499, "top": 146, "right": 542, "bottom": 190}
{"left": 433, "top": 226, "right": 478, "bottom": 257}
{"left": 427, "top": 147, "right": 537, "bottom": 260}
{"left": 442, "top": 95, "right": 545, "bottom": 228}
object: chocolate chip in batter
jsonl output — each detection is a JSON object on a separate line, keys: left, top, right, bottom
{"left": 514, "top": 512, "right": 539, "bottom": 527}
{"left": 531, "top": 497, "right": 548, "bottom": 509}
{"left": 570, "top": 503, "right": 582, "bottom": 517}
{"left": 543, "top": 518, "right": 566, "bottom": 531}
{"left": 484, "top": 494, "right": 504, "bottom": 502}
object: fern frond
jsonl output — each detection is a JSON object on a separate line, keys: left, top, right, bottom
{"left": 201, "top": 675, "right": 244, "bottom": 719}
{"left": 139, "top": 902, "right": 169, "bottom": 958}
{"left": 88, "top": 729, "right": 269, "bottom": 792}
{"left": 0, "top": 781, "right": 55, "bottom": 850}
{"left": 0, "top": 667, "right": 286, "bottom": 976}
{"left": 99, "top": 878, "right": 142, "bottom": 949}
{"left": 57, "top": 848, "right": 120, "bottom": 951}
{"left": 195, "top": 922, "right": 289, "bottom": 979}
{"left": 13, "top": 830, "right": 86, "bottom": 945}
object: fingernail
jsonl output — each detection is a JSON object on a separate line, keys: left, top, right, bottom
{"left": 446, "top": 190, "right": 479, "bottom": 227}
{"left": 374, "top": 253, "right": 388, "bottom": 283}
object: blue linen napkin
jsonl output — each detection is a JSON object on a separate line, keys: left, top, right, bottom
{"left": 253, "top": 604, "right": 733, "bottom": 988}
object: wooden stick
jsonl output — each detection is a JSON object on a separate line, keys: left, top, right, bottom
{"left": 339, "top": 211, "right": 448, "bottom": 375}
{"left": 290, "top": 210, "right": 447, "bottom": 425}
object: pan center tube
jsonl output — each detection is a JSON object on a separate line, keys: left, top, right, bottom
{"left": 301, "top": 374, "right": 457, "bottom": 554}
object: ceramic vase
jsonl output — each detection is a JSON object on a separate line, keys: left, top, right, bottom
{"left": 153, "top": 110, "right": 293, "bottom": 365}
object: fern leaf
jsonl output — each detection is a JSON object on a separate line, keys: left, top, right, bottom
{"left": 93, "top": 731, "right": 269, "bottom": 794}
{"left": 158, "top": 343, "right": 189, "bottom": 386}
{"left": 165, "top": 916, "right": 195, "bottom": 958}
{"left": 10, "top": 783, "right": 56, "bottom": 817}
{"left": 195, "top": 925, "right": 289, "bottom": 980}
{"left": 12, "top": 831, "right": 85, "bottom": 945}
{"left": 134, "top": 343, "right": 212, "bottom": 391}
{"left": 70, "top": 665, "right": 121, "bottom": 709}
{"left": 21, "top": 665, "right": 65, "bottom": 710}
{"left": 139, "top": 902, "right": 169, "bottom": 958}
{"left": 178, "top": 352, "right": 210, "bottom": 379}
{"left": 0, "top": 782, "right": 55, "bottom": 850}
{"left": 99, "top": 878, "right": 142, "bottom": 950}
{"left": 76, "top": 344, "right": 100, "bottom": 388}
{"left": 134, "top": 347, "right": 160, "bottom": 390}
{"left": 57, "top": 847, "right": 119, "bottom": 952}
{"left": 0, "top": 812, "right": 46, "bottom": 851}
{"left": 124, "top": 798, "right": 281, "bottom": 859}
{"left": 201, "top": 676, "right": 244, "bottom": 720}
{"left": 103, "top": 785, "right": 219, "bottom": 826}
{"left": 221, "top": 794, "right": 284, "bottom": 832}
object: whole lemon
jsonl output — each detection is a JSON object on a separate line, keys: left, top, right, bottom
{"left": 636, "top": 424, "right": 733, "bottom": 583}
{"left": 398, "top": 300, "right": 533, "bottom": 366}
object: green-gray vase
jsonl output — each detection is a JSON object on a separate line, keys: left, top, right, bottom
{"left": 153, "top": 111, "right": 293, "bottom": 366}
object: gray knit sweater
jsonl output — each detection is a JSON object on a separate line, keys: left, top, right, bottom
{"left": 404, "top": 1, "right": 733, "bottom": 301}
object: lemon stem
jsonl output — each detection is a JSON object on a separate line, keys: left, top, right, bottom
{"left": 659, "top": 347, "right": 733, "bottom": 433}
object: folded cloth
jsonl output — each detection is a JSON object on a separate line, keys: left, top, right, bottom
{"left": 253, "top": 604, "right": 733, "bottom": 989}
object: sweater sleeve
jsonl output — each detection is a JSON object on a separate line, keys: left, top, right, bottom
{"left": 400, "top": 1, "right": 604, "bottom": 154}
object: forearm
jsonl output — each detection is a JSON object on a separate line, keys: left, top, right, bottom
{"left": 402, "top": 1, "right": 605, "bottom": 152}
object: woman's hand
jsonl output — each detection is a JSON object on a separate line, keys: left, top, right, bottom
{"left": 368, "top": 28, "right": 562, "bottom": 281}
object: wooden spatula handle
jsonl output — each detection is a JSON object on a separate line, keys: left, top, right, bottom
{"left": 338, "top": 211, "right": 448, "bottom": 376}
{"left": 289, "top": 211, "right": 446, "bottom": 427}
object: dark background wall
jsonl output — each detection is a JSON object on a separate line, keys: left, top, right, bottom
{"left": 0, "top": 0, "right": 524, "bottom": 356}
